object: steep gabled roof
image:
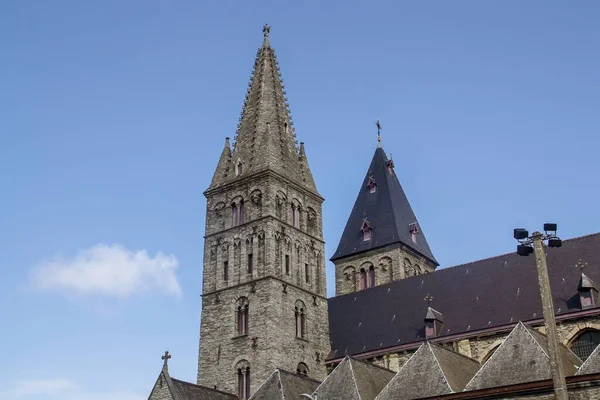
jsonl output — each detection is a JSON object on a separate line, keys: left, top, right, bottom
{"left": 464, "top": 322, "right": 581, "bottom": 391}
{"left": 250, "top": 369, "right": 321, "bottom": 400}
{"left": 327, "top": 233, "right": 600, "bottom": 359}
{"left": 576, "top": 343, "right": 600, "bottom": 375}
{"left": 148, "top": 367, "right": 236, "bottom": 400}
{"left": 313, "top": 356, "right": 394, "bottom": 400}
{"left": 330, "top": 147, "right": 437, "bottom": 264}
{"left": 208, "top": 25, "right": 317, "bottom": 192}
{"left": 375, "top": 342, "right": 480, "bottom": 399}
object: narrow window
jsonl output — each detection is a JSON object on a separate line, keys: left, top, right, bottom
{"left": 582, "top": 291, "right": 593, "bottom": 307}
{"left": 232, "top": 204, "right": 239, "bottom": 226}
{"left": 239, "top": 200, "right": 245, "bottom": 224}
{"left": 223, "top": 261, "right": 229, "bottom": 281}
{"left": 363, "top": 229, "right": 372, "bottom": 241}
{"left": 305, "top": 263, "right": 310, "bottom": 283}
{"left": 295, "top": 301, "right": 306, "bottom": 339}
{"left": 368, "top": 266, "right": 375, "bottom": 288}
{"left": 367, "top": 177, "right": 377, "bottom": 193}
{"left": 291, "top": 205, "right": 300, "bottom": 228}
{"left": 247, "top": 254, "right": 253, "bottom": 274}
{"left": 237, "top": 298, "right": 249, "bottom": 336}
{"left": 236, "top": 161, "right": 243, "bottom": 176}
{"left": 285, "top": 255, "right": 290, "bottom": 275}
{"left": 359, "top": 269, "right": 367, "bottom": 290}
{"left": 425, "top": 320, "right": 435, "bottom": 338}
{"left": 236, "top": 362, "right": 251, "bottom": 400}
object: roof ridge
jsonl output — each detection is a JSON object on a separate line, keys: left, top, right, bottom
{"left": 170, "top": 378, "right": 236, "bottom": 396}
{"left": 429, "top": 341, "right": 480, "bottom": 364}
{"left": 348, "top": 355, "right": 396, "bottom": 373}
{"left": 427, "top": 342, "right": 454, "bottom": 393}
{"left": 276, "top": 368, "right": 323, "bottom": 384}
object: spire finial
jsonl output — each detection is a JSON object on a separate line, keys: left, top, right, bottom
{"left": 375, "top": 120, "right": 382, "bottom": 148}
{"left": 161, "top": 350, "right": 171, "bottom": 370}
{"left": 262, "top": 24, "right": 271, "bottom": 47}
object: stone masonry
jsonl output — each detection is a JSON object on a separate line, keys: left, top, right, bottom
{"left": 197, "top": 26, "right": 330, "bottom": 397}
{"left": 334, "top": 243, "right": 436, "bottom": 296}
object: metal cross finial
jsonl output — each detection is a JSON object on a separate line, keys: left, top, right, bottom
{"left": 376, "top": 120, "right": 382, "bottom": 148}
{"left": 424, "top": 294, "right": 433, "bottom": 305}
{"left": 161, "top": 351, "right": 171, "bottom": 369}
{"left": 262, "top": 24, "right": 271, "bottom": 47}
{"left": 576, "top": 259, "right": 588, "bottom": 272}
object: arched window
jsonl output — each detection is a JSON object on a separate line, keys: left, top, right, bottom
{"left": 236, "top": 161, "right": 243, "bottom": 176}
{"left": 232, "top": 200, "right": 245, "bottom": 226}
{"left": 236, "top": 297, "right": 249, "bottom": 336}
{"left": 403, "top": 259, "right": 413, "bottom": 278}
{"left": 359, "top": 268, "right": 367, "bottom": 290}
{"left": 368, "top": 266, "right": 375, "bottom": 288}
{"left": 570, "top": 329, "right": 600, "bottom": 361}
{"left": 236, "top": 360, "right": 251, "bottom": 399}
{"left": 295, "top": 300, "right": 306, "bottom": 339}
{"left": 291, "top": 204, "right": 300, "bottom": 228}
{"left": 296, "top": 362, "right": 309, "bottom": 377}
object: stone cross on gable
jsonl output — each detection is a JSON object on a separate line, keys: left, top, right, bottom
{"left": 576, "top": 259, "right": 588, "bottom": 272}
{"left": 161, "top": 351, "right": 171, "bottom": 370}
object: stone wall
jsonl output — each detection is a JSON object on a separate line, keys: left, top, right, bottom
{"left": 148, "top": 373, "right": 173, "bottom": 400}
{"left": 333, "top": 243, "right": 436, "bottom": 296}
{"left": 198, "top": 170, "right": 330, "bottom": 396}
{"left": 356, "top": 314, "right": 600, "bottom": 373}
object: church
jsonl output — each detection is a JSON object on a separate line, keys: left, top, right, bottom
{"left": 147, "top": 26, "right": 600, "bottom": 400}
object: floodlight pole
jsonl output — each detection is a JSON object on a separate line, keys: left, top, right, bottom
{"left": 531, "top": 231, "right": 568, "bottom": 400}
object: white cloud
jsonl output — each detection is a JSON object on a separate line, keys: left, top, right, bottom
{"left": 31, "top": 244, "right": 181, "bottom": 298}
{"left": 0, "top": 379, "right": 145, "bottom": 400}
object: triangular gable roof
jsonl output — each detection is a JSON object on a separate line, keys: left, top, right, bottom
{"left": 148, "top": 369, "right": 179, "bottom": 400}
{"left": 576, "top": 343, "right": 600, "bottom": 375}
{"left": 330, "top": 147, "right": 437, "bottom": 264}
{"left": 375, "top": 342, "right": 480, "bottom": 400}
{"left": 249, "top": 369, "right": 320, "bottom": 400}
{"left": 464, "top": 322, "right": 581, "bottom": 391}
{"left": 171, "top": 378, "right": 237, "bottom": 400}
{"left": 313, "top": 356, "right": 394, "bottom": 400}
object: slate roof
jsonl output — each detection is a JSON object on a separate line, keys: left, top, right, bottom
{"left": 464, "top": 322, "right": 581, "bottom": 391}
{"left": 171, "top": 378, "right": 237, "bottom": 400}
{"left": 327, "top": 233, "right": 600, "bottom": 359}
{"left": 376, "top": 342, "right": 480, "bottom": 400}
{"left": 249, "top": 369, "right": 320, "bottom": 400}
{"left": 330, "top": 147, "right": 437, "bottom": 264}
{"left": 313, "top": 356, "right": 395, "bottom": 400}
{"left": 576, "top": 343, "right": 600, "bottom": 375}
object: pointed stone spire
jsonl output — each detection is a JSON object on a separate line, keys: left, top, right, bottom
{"left": 208, "top": 26, "right": 317, "bottom": 192}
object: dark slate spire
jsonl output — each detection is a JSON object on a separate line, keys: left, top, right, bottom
{"left": 208, "top": 25, "right": 317, "bottom": 192}
{"left": 331, "top": 146, "right": 437, "bottom": 264}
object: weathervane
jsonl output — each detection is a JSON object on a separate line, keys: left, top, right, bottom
{"left": 576, "top": 259, "right": 588, "bottom": 272}
{"left": 424, "top": 294, "right": 434, "bottom": 305}
{"left": 376, "top": 120, "right": 382, "bottom": 148}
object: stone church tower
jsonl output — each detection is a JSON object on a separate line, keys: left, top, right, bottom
{"left": 197, "top": 26, "right": 330, "bottom": 399}
{"left": 330, "top": 138, "right": 438, "bottom": 296}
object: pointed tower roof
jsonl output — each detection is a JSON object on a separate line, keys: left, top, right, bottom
{"left": 579, "top": 272, "right": 597, "bottom": 291}
{"left": 207, "top": 25, "right": 317, "bottom": 193}
{"left": 331, "top": 146, "right": 437, "bottom": 264}
{"left": 313, "top": 356, "right": 394, "bottom": 400}
{"left": 249, "top": 369, "right": 321, "bottom": 400}
{"left": 375, "top": 342, "right": 480, "bottom": 399}
{"left": 464, "top": 322, "right": 581, "bottom": 391}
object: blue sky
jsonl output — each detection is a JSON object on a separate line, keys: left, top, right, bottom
{"left": 1, "top": 1, "right": 599, "bottom": 398}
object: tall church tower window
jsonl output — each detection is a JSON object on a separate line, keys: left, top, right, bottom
{"left": 232, "top": 200, "right": 245, "bottom": 226}
{"left": 236, "top": 360, "right": 251, "bottom": 399}
{"left": 359, "top": 268, "right": 367, "bottom": 290}
{"left": 368, "top": 266, "right": 375, "bottom": 288}
{"left": 295, "top": 300, "right": 306, "bottom": 339}
{"left": 236, "top": 297, "right": 249, "bottom": 336}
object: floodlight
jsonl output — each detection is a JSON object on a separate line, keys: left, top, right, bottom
{"left": 548, "top": 238, "right": 562, "bottom": 248}
{"left": 544, "top": 223, "right": 557, "bottom": 233}
{"left": 517, "top": 244, "right": 534, "bottom": 256}
{"left": 514, "top": 228, "right": 529, "bottom": 240}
